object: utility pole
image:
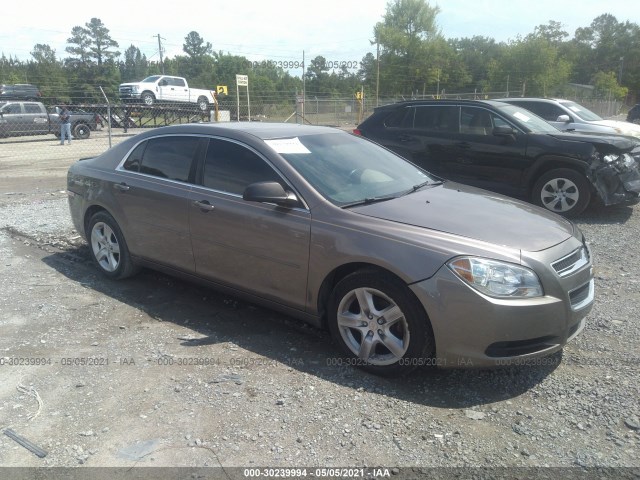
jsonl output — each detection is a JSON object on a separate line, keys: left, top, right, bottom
{"left": 376, "top": 40, "right": 380, "bottom": 107}
{"left": 155, "top": 34, "right": 165, "bottom": 74}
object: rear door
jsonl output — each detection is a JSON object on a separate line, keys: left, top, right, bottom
{"left": 113, "top": 135, "right": 205, "bottom": 271}
{"left": 23, "top": 102, "right": 49, "bottom": 134}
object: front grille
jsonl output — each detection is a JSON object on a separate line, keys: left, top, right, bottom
{"left": 485, "top": 335, "right": 559, "bottom": 357}
{"left": 552, "top": 246, "right": 589, "bottom": 277}
{"left": 569, "top": 280, "right": 594, "bottom": 310}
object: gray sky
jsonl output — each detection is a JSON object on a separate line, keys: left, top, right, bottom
{"left": 3, "top": 0, "right": 637, "bottom": 72}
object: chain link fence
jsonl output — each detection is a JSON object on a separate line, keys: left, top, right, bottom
{"left": 0, "top": 92, "right": 628, "bottom": 162}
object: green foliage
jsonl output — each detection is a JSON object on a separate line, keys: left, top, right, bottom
{"left": 2, "top": 11, "right": 640, "bottom": 106}
{"left": 592, "top": 71, "right": 628, "bottom": 99}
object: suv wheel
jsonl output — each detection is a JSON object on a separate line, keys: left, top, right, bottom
{"left": 532, "top": 168, "right": 591, "bottom": 217}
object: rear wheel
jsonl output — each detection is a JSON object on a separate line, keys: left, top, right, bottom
{"left": 532, "top": 168, "right": 591, "bottom": 217}
{"left": 197, "top": 96, "right": 210, "bottom": 112}
{"left": 88, "top": 211, "right": 138, "bottom": 280}
{"left": 328, "top": 270, "right": 434, "bottom": 377}
{"left": 73, "top": 123, "right": 90, "bottom": 140}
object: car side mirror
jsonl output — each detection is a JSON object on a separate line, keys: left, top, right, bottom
{"left": 243, "top": 181, "right": 299, "bottom": 208}
{"left": 493, "top": 125, "right": 515, "bottom": 136}
{"left": 556, "top": 115, "right": 571, "bottom": 123}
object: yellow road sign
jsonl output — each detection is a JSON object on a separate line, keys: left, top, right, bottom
{"left": 217, "top": 85, "right": 228, "bottom": 95}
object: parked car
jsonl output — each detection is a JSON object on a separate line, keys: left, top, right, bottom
{"left": 627, "top": 104, "right": 640, "bottom": 124}
{"left": 67, "top": 123, "right": 594, "bottom": 377}
{"left": 0, "top": 83, "right": 41, "bottom": 101}
{"left": 355, "top": 100, "right": 640, "bottom": 216}
{"left": 497, "top": 97, "right": 640, "bottom": 139}
{"left": 0, "top": 101, "right": 98, "bottom": 139}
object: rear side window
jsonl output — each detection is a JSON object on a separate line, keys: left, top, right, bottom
{"left": 134, "top": 136, "right": 200, "bottom": 182}
{"left": 203, "top": 139, "right": 283, "bottom": 195}
{"left": 384, "top": 107, "right": 413, "bottom": 128}
{"left": 413, "top": 106, "right": 459, "bottom": 132}
{"left": 24, "top": 103, "right": 41, "bottom": 113}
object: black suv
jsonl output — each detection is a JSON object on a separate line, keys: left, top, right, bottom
{"left": 355, "top": 100, "right": 640, "bottom": 216}
{"left": 627, "top": 104, "right": 640, "bottom": 124}
{"left": 0, "top": 84, "right": 41, "bottom": 101}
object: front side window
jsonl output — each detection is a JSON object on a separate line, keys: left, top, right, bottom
{"left": 3, "top": 103, "right": 21, "bottom": 114}
{"left": 136, "top": 136, "right": 200, "bottom": 182}
{"left": 203, "top": 139, "right": 283, "bottom": 195}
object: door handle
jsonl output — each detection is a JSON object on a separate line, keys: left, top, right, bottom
{"left": 399, "top": 134, "right": 412, "bottom": 142}
{"left": 192, "top": 200, "right": 215, "bottom": 211}
{"left": 456, "top": 142, "right": 472, "bottom": 149}
{"left": 114, "top": 183, "right": 130, "bottom": 191}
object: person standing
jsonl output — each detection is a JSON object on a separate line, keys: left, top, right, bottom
{"left": 59, "top": 104, "right": 71, "bottom": 145}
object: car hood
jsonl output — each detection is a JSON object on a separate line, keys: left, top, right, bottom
{"left": 589, "top": 119, "right": 640, "bottom": 138}
{"left": 549, "top": 130, "right": 638, "bottom": 151}
{"left": 353, "top": 182, "right": 574, "bottom": 252}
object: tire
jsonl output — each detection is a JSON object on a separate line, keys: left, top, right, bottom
{"left": 532, "top": 168, "right": 591, "bottom": 217}
{"left": 73, "top": 123, "right": 90, "bottom": 140}
{"left": 87, "top": 211, "right": 138, "bottom": 280}
{"left": 141, "top": 92, "right": 155, "bottom": 106}
{"left": 197, "top": 96, "right": 210, "bottom": 112}
{"left": 327, "top": 270, "right": 435, "bottom": 377}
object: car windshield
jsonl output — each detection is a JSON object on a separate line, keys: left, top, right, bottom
{"left": 141, "top": 76, "right": 162, "bottom": 83}
{"left": 559, "top": 100, "right": 603, "bottom": 121}
{"left": 265, "top": 133, "right": 438, "bottom": 207}
{"left": 497, "top": 104, "right": 560, "bottom": 134}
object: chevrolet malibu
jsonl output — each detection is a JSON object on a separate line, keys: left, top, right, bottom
{"left": 67, "top": 123, "right": 594, "bottom": 376}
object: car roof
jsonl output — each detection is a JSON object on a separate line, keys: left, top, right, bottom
{"left": 498, "top": 98, "right": 571, "bottom": 103}
{"left": 376, "top": 99, "right": 508, "bottom": 109}
{"left": 133, "top": 122, "right": 346, "bottom": 141}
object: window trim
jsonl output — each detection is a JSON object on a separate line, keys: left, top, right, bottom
{"left": 116, "top": 134, "right": 310, "bottom": 211}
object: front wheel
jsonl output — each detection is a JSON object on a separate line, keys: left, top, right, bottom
{"left": 73, "top": 123, "right": 90, "bottom": 140}
{"left": 327, "top": 270, "right": 434, "bottom": 377}
{"left": 532, "top": 168, "right": 591, "bottom": 217}
{"left": 141, "top": 92, "right": 155, "bottom": 106}
{"left": 88, "top": 211, "right": 138, "bottom": 279}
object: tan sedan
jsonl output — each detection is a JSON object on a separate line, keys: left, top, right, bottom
{"left": 67, "top": 123, "right": 594, "bottom": 376}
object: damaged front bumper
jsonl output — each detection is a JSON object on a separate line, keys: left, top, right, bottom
{"left": 588, "top": 152, "right": 640, "bottom": 206}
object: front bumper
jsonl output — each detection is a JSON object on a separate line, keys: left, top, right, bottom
{"left": 409, "top": 239, "right": 594, "bottom": 368}
{"left": 589, "top": 155, "right": 640, "bottom": 206}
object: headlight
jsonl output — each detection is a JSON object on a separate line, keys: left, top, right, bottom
{"left": 447, "top": 257, "right": 543, "bottom": 298}
{"left": 603, "top": 153, "right": 636, "bottom": 168}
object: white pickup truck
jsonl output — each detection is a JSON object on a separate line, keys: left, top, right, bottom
{"left": 118, "top": 75, "right": 216, "bottom": 111}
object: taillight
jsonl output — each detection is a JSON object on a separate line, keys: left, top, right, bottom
{"left": 353, "top": 128, "right": 362, "bottom": 136}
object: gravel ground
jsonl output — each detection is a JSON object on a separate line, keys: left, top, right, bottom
{"left": 0, "top": 166, "right": 639, "bottom": 478}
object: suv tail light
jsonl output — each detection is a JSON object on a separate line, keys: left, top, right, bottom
{"left": 353, "top": 129, "right": 362, "bottom": 136}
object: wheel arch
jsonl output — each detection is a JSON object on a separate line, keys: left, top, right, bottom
{"left": 525, "top": 156, "right": 592, "bottom": 194}
{"left": 316, "top": 262, "right": 431, "bottom": 330}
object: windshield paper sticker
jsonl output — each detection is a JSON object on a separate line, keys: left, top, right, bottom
{"left": 265, "top": 138, "right": 311, "bottom": 154}
{"left": 513, "top": 111, "right": 531, "bottom": 122}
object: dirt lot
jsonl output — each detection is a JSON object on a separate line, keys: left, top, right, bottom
{"left": 0, "top": 132, "right": 639, "bottom": 479}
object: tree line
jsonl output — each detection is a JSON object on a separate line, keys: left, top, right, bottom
{"left": 1, "top": 0, "right": 637, "bottom": 105}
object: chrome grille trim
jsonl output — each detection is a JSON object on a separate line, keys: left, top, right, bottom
{"left": 552, "top": 246, "right": 589, "bottom": 277}
{"left": 569, "top": 279, "right": 594, "bottom": 311}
